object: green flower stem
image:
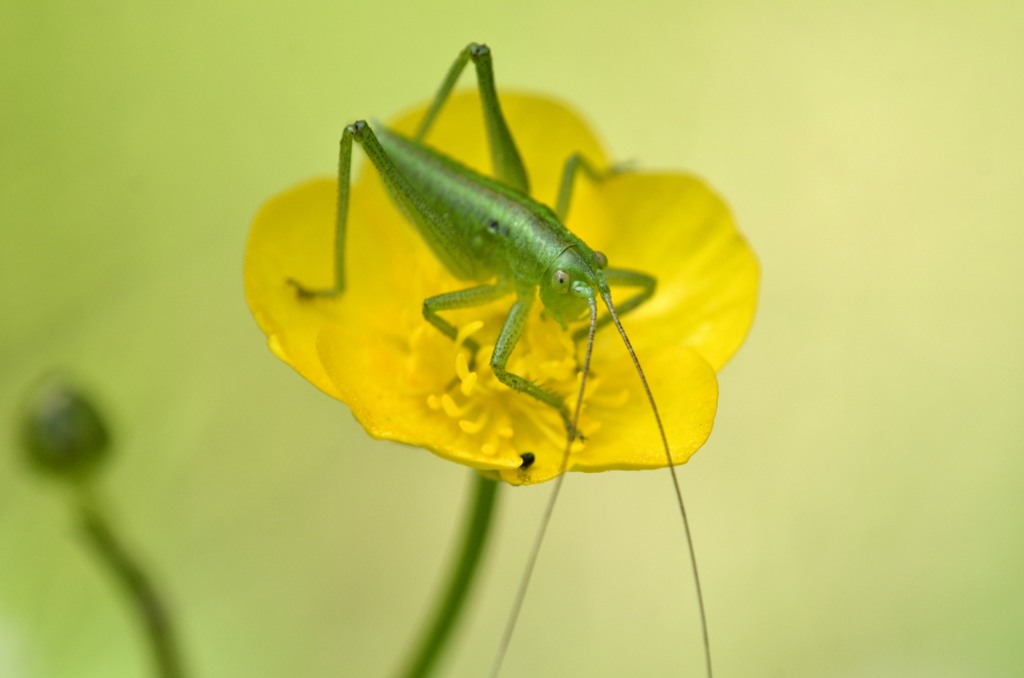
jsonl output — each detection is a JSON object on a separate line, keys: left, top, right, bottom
{"left": 78, "top": 493, "right": 186, "bottom": 678}
{"left": 398, "top": 472, "right": 501, "bottom": 678}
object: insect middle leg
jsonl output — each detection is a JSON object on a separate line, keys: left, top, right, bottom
{"left": 426, "top": 285, "right": 576, "bottom": 435}
{"left": 423, "top": 283, "right": 512, "bottom": 366}
{"left": 554, "top": 152, "right": 607, "bottom": 221}
{"left": 553, "top": 152, "right": 658, "bottom": 340}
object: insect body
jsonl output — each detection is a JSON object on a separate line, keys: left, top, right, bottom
{"left": 378, "top": 122, "right": 619, "bottom": 432}
{"left": 290, "top": 43, "right": 712, "bottom": 677}
{"left": 293, "top": 44, "right": 655, "bottom": 440}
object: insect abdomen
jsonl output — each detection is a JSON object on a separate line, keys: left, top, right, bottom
{"left": 376, "top": 126, "right": 575, "bottom": 284}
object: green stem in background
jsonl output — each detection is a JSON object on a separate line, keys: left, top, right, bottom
{"left": 19, "top": 377, "right": 189, "bottom": 678}
{"left": 78, "top": 496, "right": 187, "bottom": 678}
{"left": 398, "top": 472, "right": 501, "bottom": 678}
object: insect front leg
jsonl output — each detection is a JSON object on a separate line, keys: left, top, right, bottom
{"left": 491, "top": 292, "right": 575, "bottom": 437}
{"left": 572, "top": 268, "right": 656, "bottom": 342}
{"left": 415, "top": 43, "right": 530, "bottom": 194}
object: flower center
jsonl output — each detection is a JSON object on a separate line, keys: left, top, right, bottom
{"left": 406, "top": 303, "right": 629, "bottom": 468}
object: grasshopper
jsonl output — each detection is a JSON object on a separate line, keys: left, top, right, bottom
{"left": 289, "top": 43, "right": 713, "bottom": 677}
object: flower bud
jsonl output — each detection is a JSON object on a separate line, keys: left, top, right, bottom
{"left": 20, "top": 376, "right": 111, "bottom": 479}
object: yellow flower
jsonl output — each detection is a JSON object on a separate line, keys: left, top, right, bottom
{"left": 244, "top": 92, "right": 759, "bottom": 485}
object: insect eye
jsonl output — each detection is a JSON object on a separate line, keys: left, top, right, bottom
{"left": 593, "top": 251, "right": 608, "bottom": 269}
{"left": 552, "top": 269, "right": 570, "bottom": 292}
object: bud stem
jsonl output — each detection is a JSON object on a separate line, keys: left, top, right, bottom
{"left": 78, "top": 495, "right": 187, "bottom": 678}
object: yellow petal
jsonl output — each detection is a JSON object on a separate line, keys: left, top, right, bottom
{"left": 583, "top": 173, "right": 760, "bottom": 371}
{"left": 315, "top": 314, "right": 718, "bottom": 486}
{"left": 243, "top": 176, "right": 440, "bottom": 398}
{"left": 245, "top": 90, "right": 755, "bottom": 484}
{"left": 498, "top": 345, "right": 719, "bottom": 485}
{"left": 244, "top": 178, "right": 344, "bottom": 398}
{"left": 315, "top": 321, "right": 523, "bottom": 473}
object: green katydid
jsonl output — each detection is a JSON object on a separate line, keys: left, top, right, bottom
{"left": 288, "top": 43, "right": 714, "bottom": 678}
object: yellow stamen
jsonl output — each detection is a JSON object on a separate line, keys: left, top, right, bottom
{"left": 455, "top": 320, "right": 485, "bottom": 349}
{"left": 455, "top": 353, "right": 478, "bottom": 396}
{"left": 441, "top": 393, "right": 471, "bottom": 418}
{"left": 418, "top": 306, "right": 607, "bottom": 469}
{"left": 459, "top": 411, "right": 488, "bottom": 434}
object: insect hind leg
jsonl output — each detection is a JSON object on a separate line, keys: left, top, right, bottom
{"left": 290, "top": 120, "right": 480, "bottom": 299}
{"left": 416, "top": 43, "right": 530, "bottom": 194}
{"left": 287, "top": 121, "right": 357, "bottom": 298}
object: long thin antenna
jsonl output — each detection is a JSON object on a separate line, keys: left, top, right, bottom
{"left": 489, "top": 295, "right": 598, "bottom": 678}
{"left": 600, "top": 290, "right": 713, "bottom": 678}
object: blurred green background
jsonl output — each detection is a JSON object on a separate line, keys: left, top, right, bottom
{"left": 3, "top": 0, "right": 1022, "bottom": 676}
